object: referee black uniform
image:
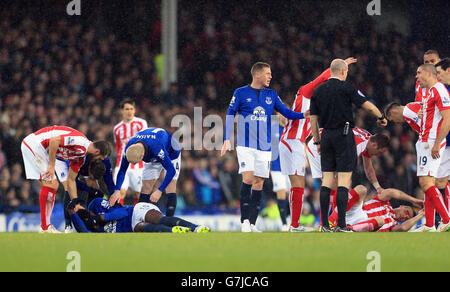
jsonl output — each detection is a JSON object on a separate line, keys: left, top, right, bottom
{"left": 310, "top": 77, "right": 367, "bottom": 231}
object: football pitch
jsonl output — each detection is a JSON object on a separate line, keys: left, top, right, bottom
{"left": 0, "top": 232, "right": 449, "bottom": 272}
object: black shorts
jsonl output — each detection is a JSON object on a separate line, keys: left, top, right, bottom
{"left": 320, "top": 128, "right": 357, "bottom": 173}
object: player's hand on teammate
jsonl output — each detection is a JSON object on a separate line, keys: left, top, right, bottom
{"left": 304, "top": 110, "right": 310, "bottom": 120}
{"left": 150, "top": 190, "right": 162, "bottom": 203}
{"left": 411, "top": 198, "right": 424, "bottom": 209}
{"left": 376, "top": 187, "right": 384, "bottom": 195}
{"left": 344, "top": 57, "right": 357, "bottom": 66}
{"left": 109, "top": 190, "right": 122, "bottom": 206}
{"left": 221, "top": 140, "right": 231, "bottom": 157}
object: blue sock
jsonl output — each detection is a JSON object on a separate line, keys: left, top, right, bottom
{"left": 240, "top": 183, "right": 252, "bottom": 223}
{"left": 277, "top": 199, "right": 288, "bottom": 225}
{"left": 249, "top": 190, "right": 262, "bottom": 225}
{"left": 160, "top": 216, "right": 197, "bottom": 231}
{"left": 63, "top": 191, "right": 72, "bottom": 227}
{"left": 139, "top": 193, "right": 151, "bottom": 203}
{"left": 166, "top": 193, "right": 177, "bottom": 217}
{"left": 143, "top": 223, "right": 173, "bottom": 233}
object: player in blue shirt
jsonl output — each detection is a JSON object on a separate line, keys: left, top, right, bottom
{"left": 63, "top": 156, "right": 116, "bottom": 233}
{"left": 68, "top": 198, "right": 210, "bottom": 233}
{"left": 221, "top": 62, "right": 309, "bottom": 232}
{"left": 109, "top": 128, "right": 181, "bottom": 217}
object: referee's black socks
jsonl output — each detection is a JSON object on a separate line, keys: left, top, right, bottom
{"left": 320, "top": 187, "right": 332, "bottom": 227}
{"left": 336, "top": 187, "right": 349, "bottom": 228}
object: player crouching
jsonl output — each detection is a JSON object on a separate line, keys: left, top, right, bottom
{"left": 67, "top": 198, "right": 210, "bottom": 234}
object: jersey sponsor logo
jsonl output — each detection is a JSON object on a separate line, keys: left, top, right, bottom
{"left": 251, "top": 106, "right": 267, "bottom": 122}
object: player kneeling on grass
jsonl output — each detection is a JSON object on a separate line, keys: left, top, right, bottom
{"left": 68, "top": 198, "right": 210, "bottom": 233}
{"left": 328, "top": 185, "right": 425, "bottom": 232}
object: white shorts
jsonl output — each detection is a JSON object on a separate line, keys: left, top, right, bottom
{"left": 271, "top": 171, "right": 291, "bottom": 192}
{"left": 416, "top": 140, "right": 445, "bottom": 177}
{"left": 131, "top": 202, "right": 161, "bottom": 231}
{"left": 306, "top": 139, "right": 322, "bottom": 179}
{"left": 279, "top": 139, "right": 306, "bottom": 176}
{"left": 436, "top": 146, "right": 450, "bottom": 179}
{"left": 114, "top": 166, "right": 144, "bottom": 193}
{"left": 346, "top": 203, "right": 369, "bottom": 226}
{"left": 236, "top": 146, "right": 271, "bottom": 178}
{"left": 142, "top": 155, "right": 181, "bottom": 181}
{"left": 21, "top": 134, "right": 70, "bottom": 182}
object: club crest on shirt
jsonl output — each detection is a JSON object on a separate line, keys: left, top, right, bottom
{"left": 265, "top": 97, "right": 272, "bottom": 105}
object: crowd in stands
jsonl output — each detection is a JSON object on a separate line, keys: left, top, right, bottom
{"left": 0, "top": 1, "right": 438, "bottom": 218}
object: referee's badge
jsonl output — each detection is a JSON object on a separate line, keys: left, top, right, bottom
{"left": 265, "top": 97, "right": 272, "bottom": 105}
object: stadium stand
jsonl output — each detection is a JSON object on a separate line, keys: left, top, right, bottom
{"left": 0, "top": 0, "right": 447, "bottom": 223}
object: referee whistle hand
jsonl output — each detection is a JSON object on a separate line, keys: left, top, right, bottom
{"left": 377, "top": 118, "right": 388, "bottom": 127}
{"left": 221, "top": 140, "right": 231, "bottom": 157}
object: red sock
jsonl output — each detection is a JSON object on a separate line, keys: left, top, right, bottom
{"left": 426, "top": 187, "right": 450, "bottom": 224}
{"left": 445, "top": 182, "right": 450, "bottom": 211}
{"left": 39, "top": 186, "right": 57, "bottom": 230}
{"left": 424, "top": 193, "right": 436, "bottom": 228}
{"left": 289, "top": 188, "right": 304, "bottom": 228}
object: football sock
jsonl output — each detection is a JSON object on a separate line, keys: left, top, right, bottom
{"left": 139, "top": 193, "right": 151, "bottom": 203}
{"left": 143, "top": 223, "right": 172, "bottom": 233}
{"left": 249, "top": 190, "right": 262, "bottom": 225}
{"left": 424, "top": 193, "right": 436, "bottom": 228}
{"left": 446, "top": 183, "right": 450, "bottom": 211}
{"left": 336, "top": 187, "right": 349, "bottom": 228}
{"left": 426, "top": 187, "right": 450, "bottom": 224}
{"left": 63, "top": 191, "right": 72, "bottom": 227}
{"left": 240, "top": 183, "right": 252, "bottom": 223}
{"left": 320, "top": 186, "right": 332, "bottom": 227}
{"left": 160, "top": 216, "right": 197, "bottom": 231}
{"left": 39, "top": 186, "right": 57, "bottom": 230}
{"left": 277, "top": 199, "right": 288, "bottom": 225}
{"left": 166, "top": 193, "right": 177, "bottom": 217}
{"left": 289, "top": 187, "right": 304, "bottom": 228}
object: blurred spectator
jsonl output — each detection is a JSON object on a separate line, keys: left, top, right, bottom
{"left": 193, "top": 158, "right": 222, "bottom": 205}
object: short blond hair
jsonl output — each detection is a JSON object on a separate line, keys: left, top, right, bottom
{"left": 126, "top": 144, "right": 144, "bottom": 163}
{"left": 251, "top": 62, "right": 270, "bottom": 76}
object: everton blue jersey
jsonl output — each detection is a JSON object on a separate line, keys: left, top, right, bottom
{"left": 78, "top": 157, "right": 115, "bottom": 195}
{"left": 88, "top": 198, "right": 134, "bottom": 233}
{"left": 116, "top": 128, "right": 181, "bottom": 192}
{"left": 271, "top": 124, "right": 284, "bottom": 172}
{"left": 225, "top": 85, "right": 305, "bottom": 152}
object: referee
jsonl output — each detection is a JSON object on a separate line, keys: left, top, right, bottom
{"left": 309, "top": 59, "right": 388, "bottom": 232}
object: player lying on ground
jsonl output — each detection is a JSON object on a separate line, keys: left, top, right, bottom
{"left": 327, "top": 185, "right": 425, "bottom": 232}
{"left": 68, "top": 198, "right": 210, "bottom": 233}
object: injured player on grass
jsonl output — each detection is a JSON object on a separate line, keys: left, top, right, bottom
{"left": 328, "top": 185, "right": 425, "bottom": 232}
{"left": 67, "top": 198, "right": 211, "bottom": 234}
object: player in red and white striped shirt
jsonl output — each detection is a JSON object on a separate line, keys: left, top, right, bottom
{"left": 416, "top": 50, "right": 441, "bottom": 103}
{"left": 385, "top": 102, "right": 422, "bottom": 134}
{"left": 21, "top": 126, "right": 111, "bottom": 233}
{"left": 278, "top": 57, "right": 357, "bottom": 232}
{"left": 329, "top": 185, "right": 424, "bottom": 232}
{"left": 113, "top": 99, "right": 148, "bottom": 205}
{"left": 414, "top": 64, "right": 450, "bottom": 232}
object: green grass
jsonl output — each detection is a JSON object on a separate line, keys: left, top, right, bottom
{"left": 0, "top": 232, "right": 449, "bottom": 272}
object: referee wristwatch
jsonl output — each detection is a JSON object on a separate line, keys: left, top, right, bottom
{"left": 313, "top": 141, "right": 321, "bottom": 145}
{"left": 377, "top": 114, "right": 386, "bottom": 121}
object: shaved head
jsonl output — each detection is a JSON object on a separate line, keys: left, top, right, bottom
{"left": 330, "top": 59, "right": 348, "bottom": 75}
{"left": 419, "top": 64, "right": 438, "bottom": 77}
{"left": 126, "top": 144, "right": 145, "bottom": 164}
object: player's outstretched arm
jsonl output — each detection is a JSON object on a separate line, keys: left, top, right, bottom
{"left": 391, "top": 210, "right": 425, "bottom": 232}
{"left": 362, "top": 156, "right": 383, "bottom": 194}
{"left": 275, "top": 96, "right": 307, "bottom": 120}
{"left": 378, "top": 188, "right": 424, "bottom": 208}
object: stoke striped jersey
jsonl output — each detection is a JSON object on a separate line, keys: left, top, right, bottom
{"left": 419, "top": 82, "right": 450, "bottom": 142}
{"left": 281, "top": 69, "right": 331, "bottom": 143}
{"left": 363, "top": 195, "right": 397, "bottom": 232}
{"left": 34, "top": 126, "right": 91, "bottom": 162}
{"left": 403, "top": 102, "right": 422, "bottom": 133}
{"left": 113, "top": 117, "right": 148, "bottom": 168}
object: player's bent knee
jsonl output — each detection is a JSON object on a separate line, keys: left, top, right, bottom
{"left": 144, "top": 209, "right": 164, "bottom": 225}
